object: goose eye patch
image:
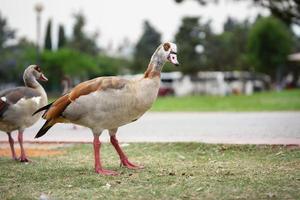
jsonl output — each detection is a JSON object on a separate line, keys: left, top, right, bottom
{"left": 34, "top": 66, "right": 41, "bottom": 72}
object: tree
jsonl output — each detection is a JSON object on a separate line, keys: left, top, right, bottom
{"left": 247, "top": 16, "right": 292, "bottom": 82}
{"left": 253, "top": 0, "right": 300, "bottom": 25}
{"left": 44, "top": 19, "right": 52, "bottom": 50}
{"left": 69, "top": 12, "right": 99, "bottom": 55}
{"left": 97, "top": 54, "right": 130, "bottom": 76}
{"left": 204, "top": 17, "right": 251, "bottom": 71}
{"left": 41, "top": 48, "right": 99, "bottom": 91}
{"left": 174, "top": 0, "right": 300, "bottom": 26}
{"left": 0, "top": 12, "right": 15, "bottom": 49}
{"left": 0, "top": 38, "right": 36, "bottom": 84}
{"left": 58, "top": 24, "right": 66, "bottom": 49}
{"left": 132, "top": 20, "right": 161, "bottom": 73}
{"left": 175, "top": 17, "right": 205, "bottom": 74}
{"left": 0, "top": 12, "right": 17, "bottom": 83}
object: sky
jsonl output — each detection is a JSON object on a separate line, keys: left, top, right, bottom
{"left": 0, "top": 0, "right": 269, "bottom": 51}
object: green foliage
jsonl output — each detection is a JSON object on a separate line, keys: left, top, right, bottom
{"left": 0, "top": 11, "right": 130, "bottom": 92}
{"left": 173, "top": 17, "right": 252, "bottom": 73}
{"left": 15, "top": 38, "right": 37, "bottom": 71}
{"left": 41, "top": 48, "right": 99, "bottom": 90}
{"left": 174, "top": 0, "right": 300, "bottom": 25}
{"left": 247, "top": 16, "right": 292, "bottom": 79}
{"left": 44, "top": 19, "right": 52, "bottom": 51}
{"left": 254, "top": 0, "right": 300, "bottom": 25}
{"left": 132, "top": 20, "right": 161, "bottom": 73}
{"left": 175, "top": 17, "right": 204, "bottom": 74}
{"left": 204, "top": 17, "right": 251, "bottom": 71}
{"left": 57, "top": 24, "right": 66, "bottom": 49}
{"left": 68, "top": 13, "right": 99, "bottom": 55}
{"left": 0, "top": 38, "right": 36, "bottom": 84}
{"left": 0, "top": 12, "right": 17, "bottom": 82}
{"left": 0, "top": 49, "right": 20, "bottom": 83}
{"left": 0, "top": 12, "right": 15, "bottom": 49}
{"left": 97, "top": 54, "right": 130, "bottom": 76}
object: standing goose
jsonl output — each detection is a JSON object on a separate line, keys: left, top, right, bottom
{"left": 34, "top": 42, "right": 179, "bottom": 175}
{"left": 0, "top": 65, "right": 48, "bottom": 162}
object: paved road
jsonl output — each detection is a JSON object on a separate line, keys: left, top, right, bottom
{"left": 0, "top": 112, "right": 300, "bottom": 144}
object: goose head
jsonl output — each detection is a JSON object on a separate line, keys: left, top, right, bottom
{"left": 155, "top": 42, "right": 179, "bottom": 66}
{"left": 23, "top": 65, "right": 48, "bottom": 87}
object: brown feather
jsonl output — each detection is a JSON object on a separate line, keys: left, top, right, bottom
{"left": 42, "top": 77, "right": 128, "bottom": 126}
{"left": 43, "top": 95, "right": 71, "bottom": 120}
{"left": 69, "top": 79, "right": 101, "bottom": 101}
{"left": 0, "top": 99, "right": 9, "bottom": 117}
{"left": 144, "top": 63, "right": 160, "bottom": 78}
{"left": 163, "top": 42, "right": 171, "bottom": 51}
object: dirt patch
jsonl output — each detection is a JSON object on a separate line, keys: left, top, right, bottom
{"left": 0, "top": 148, "right": 65, "bottom": 157}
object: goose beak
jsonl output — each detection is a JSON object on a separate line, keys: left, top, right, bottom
{"left": 168, "top": 53, "right": 179, "bottom": 66}
{"left": 39, "top": 73, "right": 48, "bottom": 81}
{"left": 171, "top": 58, "right": 179, "bottom": 67}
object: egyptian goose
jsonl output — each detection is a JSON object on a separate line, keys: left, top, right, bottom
{"left": 0, "top": 65, "right": 48, "bottom": 162}
{"left": 34, "top": 42, "right": 179, "bottom": 175}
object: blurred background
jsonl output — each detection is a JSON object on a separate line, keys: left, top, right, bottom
{"left": 0, "top": 0, "right": 299, "bottom": 97}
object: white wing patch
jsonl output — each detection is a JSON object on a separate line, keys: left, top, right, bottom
{"left": 1, "top": 97, "right": 7, "bottom": 102}
{"left": 14, "top": 96, "right": 41, "bottom": 108}
{"left": 31, "top": 96, "right": 41, "bottom": 104}
{"left": 18, "top": 97, "right": 26, "bottom": 102}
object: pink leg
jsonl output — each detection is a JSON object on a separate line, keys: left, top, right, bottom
{"left": 109, "top": 130, "right": 143, "bottom": 169}
{"left": 93, "top": 134, "right": 118, "bottom": 175}
{"left": 7, "top": 132, "right": 17, "bottom": 160}
{"left": 18, "top": 130, "right": 29, "bottom": 162}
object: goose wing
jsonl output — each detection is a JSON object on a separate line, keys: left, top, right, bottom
{"left": 35, "top": 76, "right": 129, "bottom": 138}
{"left": 0, "top": 87, "right": 40, "bottom": 118}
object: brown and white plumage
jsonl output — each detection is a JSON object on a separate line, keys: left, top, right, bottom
{"left": 34, "top": 42, "right": 179, "bottom": 175}
{"left": 0, "top": 65, "right": 48, "bottom": 162}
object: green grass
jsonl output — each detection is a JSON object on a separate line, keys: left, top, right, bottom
{"left": 151, "top": 89, "right": 300, "bottom": 112}
{"left": 0, "top": 143, "right": 299, "bottom": 199}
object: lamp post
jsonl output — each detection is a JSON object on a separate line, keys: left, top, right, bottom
{"left": 34, "top": 3, "right": 43, "bottom": 64}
